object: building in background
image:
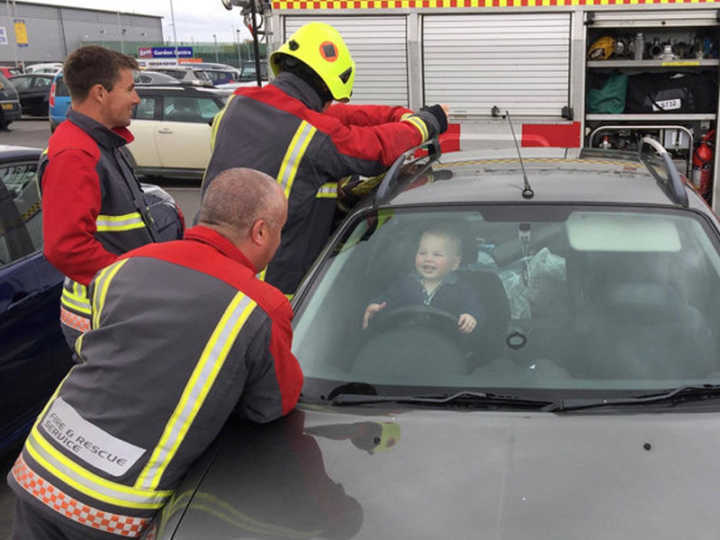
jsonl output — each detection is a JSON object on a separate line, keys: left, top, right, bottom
{"left": 0, "top": 1, "right": 162, "bottom": 66}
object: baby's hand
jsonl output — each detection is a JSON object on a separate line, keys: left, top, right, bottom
{"left": 362, "top": 302, "right": 387, "bottom": 329}
{"left": 457, "top": 313, "right": 477, "bottom": 334}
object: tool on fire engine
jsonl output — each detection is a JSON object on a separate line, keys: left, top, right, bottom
{"left": 588, "top": 36, "right": 616, "bottom": 60}
{"left": 692, "top": 129, "right": 715, "bottom": 199}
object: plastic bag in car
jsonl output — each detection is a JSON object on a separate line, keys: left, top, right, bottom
{"left": 500, "top": 248, "right": 567, "bottom": 319}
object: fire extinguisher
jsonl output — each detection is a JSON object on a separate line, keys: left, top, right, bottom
{"left": 692, "top": 129, "right": 715, "bottom": 199}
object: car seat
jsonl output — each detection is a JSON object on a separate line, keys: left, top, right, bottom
{"left": 581, "top": 281, "right": 716, "bottom": 379}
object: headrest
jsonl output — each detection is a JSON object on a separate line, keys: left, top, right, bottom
{"left": 601, "top": 282, "right": 684, "bottom": 323}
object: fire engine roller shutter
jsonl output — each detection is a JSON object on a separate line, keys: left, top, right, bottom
{"left": 423, "top": 14, "right": 571, "bottom": 117}
{"left": 284, "top": 16, "right": 409, "bottom": 106}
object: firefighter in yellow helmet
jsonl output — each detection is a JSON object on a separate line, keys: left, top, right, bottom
{"left": 204, "top": 21, "right": 449, "bottom": 296}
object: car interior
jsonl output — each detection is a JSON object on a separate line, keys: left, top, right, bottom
{"left": 292, "top": 204, "right": 720, "bottom": 391}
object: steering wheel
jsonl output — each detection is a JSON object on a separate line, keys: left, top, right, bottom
{"left": 356, "top": 305, "right": 471, "bottom": 377}
{"left": 368, "top": 304, "right": 460, "bottom": 338}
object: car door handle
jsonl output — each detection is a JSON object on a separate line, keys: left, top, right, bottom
{"left": 157, "top": 128, "right": 173, "bottom": 134}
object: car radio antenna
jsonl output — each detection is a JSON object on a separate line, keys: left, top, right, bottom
{"left": 492, "top": 106, "right": 534, "bottom": 199}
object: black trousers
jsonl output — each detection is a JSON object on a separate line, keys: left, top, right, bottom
{"left": 11, "top": 499, "right": 121, "bottom": 540}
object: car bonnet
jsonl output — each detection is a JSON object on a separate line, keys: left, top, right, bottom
{"left": 166, "top": 405, "right": 720, "bottom": 539}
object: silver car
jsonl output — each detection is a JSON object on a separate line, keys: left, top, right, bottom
{"left": 148, "top": 139, "right": 720, "bottom": 539}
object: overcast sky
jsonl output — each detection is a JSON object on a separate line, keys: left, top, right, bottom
{"left": 26, "top": 0, "right": 253, "bottom": 43}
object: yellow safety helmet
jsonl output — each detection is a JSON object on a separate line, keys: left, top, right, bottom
{"left": 588, "top": 36, "right": 616, "bottom": 61}
{"left": 270, "top": 22, "right": 355, "bottom": 102}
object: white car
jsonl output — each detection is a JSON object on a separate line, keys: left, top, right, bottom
{"left": 127, "top": 85, "right": 227, "bottom": 180}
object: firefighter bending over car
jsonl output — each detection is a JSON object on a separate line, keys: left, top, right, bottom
{"left": 40, "top": 46, "right": 181, "bottom": 351}
{"left": 203, "top": 21, "right": 449, "bottom": 295}
{"left": 7, "top": 168, "right": 304, "bottom": 539}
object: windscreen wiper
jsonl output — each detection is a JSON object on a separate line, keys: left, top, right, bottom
{"left": 330, "top": 391, "right": 553, "bottom": 409}
{"left": 545, "top": 385, "right": 720, "bottom": 412}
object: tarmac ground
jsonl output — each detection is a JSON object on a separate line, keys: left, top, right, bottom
{"left": 0, "top": 118, "right": 202, "bottom": 538}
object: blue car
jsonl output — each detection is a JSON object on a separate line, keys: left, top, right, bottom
{"left": 0, "top": 145, "right": 72, "bottom": 455}
{"left": 48, "top": 70, "right": 70, "bottom": 133}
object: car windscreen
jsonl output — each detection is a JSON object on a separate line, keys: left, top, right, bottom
{"left": 292, "top": 205, "right": 720, "bottom": 395}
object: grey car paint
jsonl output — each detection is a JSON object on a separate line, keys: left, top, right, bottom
{"left": 161, "top": 405, "right": 720, "bottom": 539}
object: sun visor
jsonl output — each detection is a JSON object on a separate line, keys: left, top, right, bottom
{"left": 567, "top": 212, "right": 681, "bottom": 252}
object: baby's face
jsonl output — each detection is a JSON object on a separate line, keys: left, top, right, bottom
{"left": 415, "top": 233, "right": 460, "bottom": 281}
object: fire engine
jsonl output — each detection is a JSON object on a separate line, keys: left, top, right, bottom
{"left": 224, "top": 0, "right": 720, "bottom": 208}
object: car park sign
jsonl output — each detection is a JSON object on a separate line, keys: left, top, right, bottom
{"left": 138, "top": 46, "right": 193, "bottom": 59}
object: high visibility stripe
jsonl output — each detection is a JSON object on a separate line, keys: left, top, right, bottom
{"left": 209, "top": 94, "right": 235, "bottom": 152}
{"left": 316, "top": 182, "right": 338, "bottom": 199}
{"left": 26, "top": 431, "right": 170, "bottom": 509}
{"left": 12, "top": 456, "right": 149, "bottom": 537}
{"left": 60, "top": 307, "right": 91, "bottom": 333}
{"left": 92, "top": 260, "right": 129, "bottom": 329}
{"left": 273, "top": 0, "right": 707, "bottom": 7}
{"left": 285, "top": 294, "right": 294, "bottom": 301}
{"left": 403, "top": 116, "right": 429, "bottom": 142}
{"left": 257, "top": 268, "right": 267, "bottom": 281}
{"left": 276, "top": 121, "right": 317, "bottom": 199}
{"left": 96, "top": 212, "right": 145, "bottom": 232}
{"left": 135, "top": 293, "right": 257, "bottom": 490}
{"left": 60, "top": 290, "right": 91, "bottom": 315}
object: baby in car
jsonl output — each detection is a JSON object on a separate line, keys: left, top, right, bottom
{"left": 362, "top": 226, "right": 484, "bottom": 333}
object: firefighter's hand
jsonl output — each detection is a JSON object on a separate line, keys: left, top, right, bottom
{"left": 362, "top": 302, "right": 387, "bottom": 329}
{"left": 441, "top": 104, "right": 449, "bottom": 116}
{"left": 458, "top": 313, "right": 477, "bottom": 334}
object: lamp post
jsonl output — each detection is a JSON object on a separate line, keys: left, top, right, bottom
{"left": 168, "top": 0, "right": 178, "bottom": 62}
{"left": 236, "top": 28, "right": 242, "bottom": 68}
{"left": 213, "top": 33, "right": 219, "bottom": 63}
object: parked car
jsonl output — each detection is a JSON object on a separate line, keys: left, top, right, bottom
{"left": 0, "top": 72, "right": 22, "bottom": 129}
{"left": 0, "top": 145, "right": 71, "bottom": 455}
{"left": 24, "top": 62, "right": 62, "bottom": 75}
{"left": 135, "top": 70, "right": 181, "bottom": 86}
{"left": 9, "top": 73, "right": 53, "bottom": 116}
{"left": 127, "top": 85, "right": 227, "bottom": 179}
{"left": 0, "top": 145, "right": 184, "bottom": 455}
{"left": 147, "top": 138, "right": 720, "bottom": 539}
{"left": 48, "top": 70, "right": 70, "bottom": 132}
{"left": 152, "top": 66, "right": 213, "bottom": 87}
{"left": 197, "top": 68, "right": 241, "bottom": 86}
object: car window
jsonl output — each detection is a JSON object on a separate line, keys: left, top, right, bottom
{"left": 162, "top": 95, "right": 220, "bottom": 123}
{"left": 134, "top": 96, "right": 158, "bottom": 120}
{"left": 54, "top": 76, "right": 69, "bottom": 97}
{"left": 0, "top": 162, "right": 41, "bottom": 266}
{"left": 10, "top": 77, "right": 31, "bottom": 91}
{"left": 157, "top": 70, "right": 184, "bottom": 80}
{"left": 293, "top": 205, "right": 720, "bottom": 394}
{"left": 33, "top": 76, "right": 51, "bottom": 88}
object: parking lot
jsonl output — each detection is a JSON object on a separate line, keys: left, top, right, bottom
{"left": 0, "top": 119, "right": 202, "bottom": 537}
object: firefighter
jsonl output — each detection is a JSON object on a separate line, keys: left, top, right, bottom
{"left": 7, "top": 168, "right": 304, "bottom": 539}
{"left": 203, "top": 21, "right": 449, "bottom": 296}
{"left": 41, "top": 46, "right": 163, "bottom": 350}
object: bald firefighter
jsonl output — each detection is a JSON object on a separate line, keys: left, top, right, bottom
{"left": 8, "top": 168, "right": 303, "bottom": 539}
{"left": 204, "top": 21, "right": 449, "bottom": 295}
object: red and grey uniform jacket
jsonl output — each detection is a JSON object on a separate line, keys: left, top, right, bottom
{"left": 41, "top": 110, "right": 156, "bottom": 340}
{"left": 203, "top": 72, "right": 442, "bottom": 294}
{"left": 8, "top": 225, "right": 303, "bottom": 538}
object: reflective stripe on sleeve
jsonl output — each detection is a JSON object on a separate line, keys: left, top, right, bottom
{"left": 276, "top": 121, "right": 317, "bottom": 199}
{"left": 135, "top": 292, "right": 258, "bottom": 490}
{"left": 91, "top": 260, "right": 129, "bottom": 330}
{"left": 61, "top": 289, "right": 91, "bottom": 315}
{"left": 315, "top": 182, "right": 338, "bottom": 199}
{"left": 403, "top": 115, "right": 429, "bottom": 142}
{"left": 96, "top": 212, "right": 146, "bottom": 232}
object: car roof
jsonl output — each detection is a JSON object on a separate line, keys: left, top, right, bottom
{"left": 382, "top": 153, "right": 703, "bottom": 210}
{"left": 0, "top": 145, "right": 41, "bottom": 160}
{"left": 135, "top": 85, "right": 226, "bottom": 96}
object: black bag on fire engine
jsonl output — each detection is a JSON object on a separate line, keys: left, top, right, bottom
{"left": 626, "top": 72, "right": 717, "bottom": 113}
